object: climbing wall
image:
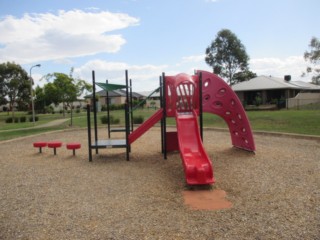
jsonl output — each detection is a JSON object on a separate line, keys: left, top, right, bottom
{"left": 197, "top": 70, "right": 255, "bottom": 152}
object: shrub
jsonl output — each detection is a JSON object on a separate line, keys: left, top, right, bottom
{"left": 254, "top": 96, "right": 262, "bottom": 106}
{"left": 133, "top": 115, "right": 144, "bottom": 124}
{"left": 100, "top": 115, "right": 108, "bottom": 124}
{"left": 76, "top": 109, "right": 80, "bottom": 113}
{"left": 109, "top": 104, "right": 125, "bottom": 111}
{"left": 14, "top": 117, "right": 19, "bottom": 123}
{"left": 100, "top": 115, "right": 120, "bottom": 124}
{"left": 45, "top": 106, "right": 54, "bottom": 114}
{"left": 29, "top": 116, "right": 39, "bottom": 122}
{"left": 5, "top": 117, "right": 13, "bottom": 123}
{"left": 101, "top": 104, "right": 107, "bottom": 111}
{"left": 20, "top": 116, "right": 27, "bottom": 122}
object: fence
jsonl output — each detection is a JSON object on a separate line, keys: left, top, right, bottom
{"left": 287, "top": 93, "right": 320, "bottom": 109}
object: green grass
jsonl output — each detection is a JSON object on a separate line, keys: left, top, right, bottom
{"left": 1, "top": 108, "right": 319, "bottom": 141}
{"left": 201, "top": 110, "right": 320, "bottom": 135}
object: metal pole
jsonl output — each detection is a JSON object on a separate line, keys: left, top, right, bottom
{"left": 106, "top": 80, "right": 111, "bottom": 138}
{"left": 125, "top": 70, "right": 130, "bottom": 161}
{"left": 130, "top": 79, "right": 133, "bottom": 132}
{"left": 92, "top": 71, "right": 98, "bottom": 154}
{"left": 160, "top": 76, "right": 164, "bottom": 154}
{"left": 162, "top": 72, "right": 167, "bottom": 160}
{"left": 87, "top": 104, "right": 92, "bottom": 162}
{"left": 199, "top": 72, "right": 203, "bottom": 141}
{"left": 29, "top": 64, "right": 41, "bottom": 126}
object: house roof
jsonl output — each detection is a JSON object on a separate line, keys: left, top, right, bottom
{"left": 231, "top": 75, "right": 320, "bottom": 91}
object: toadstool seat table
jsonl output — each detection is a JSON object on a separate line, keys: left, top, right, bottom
{"left": 33, "top": 142, "right": 47, "bottom": 153}
{"left": 47, "top": 141, "right": 63, "bottom": 155}
{"left": 66, "top": 143, "right": 81, "bottom": 156}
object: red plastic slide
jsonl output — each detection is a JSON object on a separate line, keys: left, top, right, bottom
{"left": 128, "top": 108, "right": 163, "bottom": 144}
{"left": 176, "top": 110, "right": 215, "bottom": 185}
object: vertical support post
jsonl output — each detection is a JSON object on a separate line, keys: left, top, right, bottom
{"left": 125, "top": 70, "right": 130, "bottom": 161}
{"left": 92, "top": 71, "right": 98, "bottom": 154}
{"left": 160, "top": 76, "right": 164, "bottom": 154}
{"left": 87, "top": 104, "right": 92, "bottom": 162}
{"left": 199, "top": 72, "right": 203, "bottom": 141}
{"left": 162, "top": 72, "right": 167, "bottom": 160}
{"left": 106, "top": 80, "right": 111, "bottom": 138}
{"left": 130, "top": 79, "right": 133, "bottom": 132}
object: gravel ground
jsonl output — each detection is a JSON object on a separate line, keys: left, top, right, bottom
{"left": 0, "top": 128, "right": 319, "bottom": 240}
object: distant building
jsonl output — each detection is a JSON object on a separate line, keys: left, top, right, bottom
{"left": 232, "top": 75, "right": 320, "bottom": 109}
{"left": 84, "top": 89, "right": 144, "bottom": 110}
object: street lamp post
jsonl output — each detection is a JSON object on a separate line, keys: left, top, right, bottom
{"left": 29, "top": 64, "right": 41, "bottom": 126}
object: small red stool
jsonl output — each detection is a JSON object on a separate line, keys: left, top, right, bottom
{"left": 33, "top": 142, "right": 47, "bottom": 153}
{"left": 47, "top": 141, "right": 62, "bottom": 155}
{"left": 66, "top": 143, "right": 81, "bottom": 156}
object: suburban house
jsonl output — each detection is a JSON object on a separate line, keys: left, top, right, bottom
{"left": 85, "top": 89, "right": 144, "bottom": 110}
{"left": 231, "top": 75, "right": 320, "bottom": 109}
{"left": 138, "top": 90, "right": 161, "bottom": 109}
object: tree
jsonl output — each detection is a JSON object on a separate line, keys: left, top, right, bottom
{"left": 44, "top": 72, "right": 77, "bottom": 117}
{"left": 205, "top": 29, "right": 250, "bottom": 85}
{"left": 43, "top": 68, "right": 92, "bottom": 125}
{"left": 0, "top": 62, "right": 30, "bottom": 117}
{"left": 232, "top": 70, "right": 257, "bottom": 83}
{"left": 303, "top": 37, "right": 320, "bottom": 85}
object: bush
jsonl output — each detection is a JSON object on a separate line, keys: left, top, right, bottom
{"left": 5, "top": 117, "right": 13, "bottom": 123}
{"left": 20, "top": 116, "right": 27, "bottom": 122}
{"left": 45, "top": 106, "right": 54, "bottom": 114}
{"left": 14, "top": 117, "right": 19, "bottom": 123}
{"left": 133, "top": 115, "right": 144, "bottom": 124}
{"left": 101, "top": 104, "right": 107, "bottom": 111}
{"left": 109, "top": 104, "right": 125, "bottom": 111}
{"left": 76, "top": 109, "right": 80, "bottom": 113}
{"left": 100, "top": 115, "right": 120, "bottom": 124}
{"left": 100, "top": 115, "right": 108, "bottom": 124}
{"left": 29, "top": 116, "right": 39, "bottom": 122}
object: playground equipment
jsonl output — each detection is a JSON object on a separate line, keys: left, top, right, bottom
{"left": 33, "top": 142, "right": 47, "bottom": 153}
{"left": 87, "top": 70, "right": 255, "bottom": 185}
{"left": 47, "top": 141, "right": 63, "bottom": 155}
{"left": 66, "top": 143, "right": 81, "bottom": 156}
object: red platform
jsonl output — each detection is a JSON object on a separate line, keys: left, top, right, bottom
{"left": 47, "top": 141, "right": 62, "bottom": 155}
{"left": 66, "top": 143, "right": 81, "bottom": 156}
{"left": 33, "top": 142, "right": 47, "bottom": 153}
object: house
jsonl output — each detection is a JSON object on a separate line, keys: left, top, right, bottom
{"left": 138, "top": 90, "right": 161, "bottom": 109}
{"left": 85, "top": 89, "right": 144, "bottom": 111}
{"left": 231, "top": 75, "right": 320, "bottom": 109}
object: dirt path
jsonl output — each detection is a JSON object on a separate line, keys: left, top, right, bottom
{"left": 0, "top": 118, "right": 69, "bottom": 133}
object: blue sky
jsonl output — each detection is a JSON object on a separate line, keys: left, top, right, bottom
{"left": 0, "top": 0, "right": 319, "bottom": 92}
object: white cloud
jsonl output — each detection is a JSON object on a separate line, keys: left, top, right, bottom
{"left": 0, "top": 10, "right": 139, "bottom": 64}
{"left": 74, "top": 60, "right": 168, "bottom": 92}
{"left": 73, "top": 55, "right": 311, "bottom": 94}
{"left": 250, "top": 56, "right": 309, "bottom": 81}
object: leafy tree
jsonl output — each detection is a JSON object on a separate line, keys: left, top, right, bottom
{"left": 34, "top": 86, "right": 51, "bottom": 113}
{"left": 44, "top": 73, "right": 77, "bottom": 117}
{"left": 303, "top": 37, "right": 320, "bottom": 85}
{"left": 0, "top": 62, "right": 30, "bottom": 117}
{"left": 205, "top": 29, "right": 250, "bottom": 85}
{"left": 232, "top": 70, "right": 257, "bottom": 83}
{"left": 43, "top": 68, "right": 92, "bottom": 124}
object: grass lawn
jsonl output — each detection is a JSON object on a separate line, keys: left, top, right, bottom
{"left": 0, "top": 108, "right": 319, "bottom": 141}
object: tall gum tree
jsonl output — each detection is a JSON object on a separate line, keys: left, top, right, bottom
{"left": 0, "top": 62, "right": 30, "bottom": 117}
{"left": 205, "top": 29, "right": 250, "bottom": 85}
{"left": 303, "top": 37, "right": 320, "bottom": 85}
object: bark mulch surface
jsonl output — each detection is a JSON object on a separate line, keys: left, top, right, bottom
{"left": 0, "top": 128, "right": 319, "bottom": 240}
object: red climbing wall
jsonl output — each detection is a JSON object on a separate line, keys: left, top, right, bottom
{"left": 197, "top": 70, "right": 255, "bottom": 152}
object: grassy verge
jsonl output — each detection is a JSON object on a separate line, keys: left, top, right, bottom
{"left": 0, "top": 109, "right": 319, "bottom": 141}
